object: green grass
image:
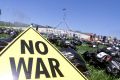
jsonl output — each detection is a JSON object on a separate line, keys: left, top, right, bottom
{"left": 87, "top": 65, "right": 116, "bottom": 80}
{"left": 77, "top": 44, "right": 97, "bottom": 54}
{"left": 0, "top": 34, "right": 10, "bottom": 39}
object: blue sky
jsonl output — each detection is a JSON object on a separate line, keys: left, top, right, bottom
{"left": 0, "top": 0, "right": 120, "bottom": 38}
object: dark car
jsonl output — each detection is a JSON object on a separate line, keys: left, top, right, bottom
{"left": 60, "top": 47, "right": 89, "bottom": 76}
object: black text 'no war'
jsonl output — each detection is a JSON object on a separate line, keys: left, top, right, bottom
{"left": 9, "top": 40, "right": 64, "bottom": 80}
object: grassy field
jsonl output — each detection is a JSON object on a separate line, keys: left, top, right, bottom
{"left": 0, "top": 34, "right": 10, "bottom": 39}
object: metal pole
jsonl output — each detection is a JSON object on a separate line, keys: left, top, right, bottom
{"left": 0, "top": 9, "right": 1, "bottom": 21}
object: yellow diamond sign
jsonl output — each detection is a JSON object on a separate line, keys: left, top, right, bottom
{"left": 0, "top": 27, "right": 88, "bottom": 80}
